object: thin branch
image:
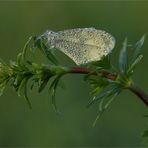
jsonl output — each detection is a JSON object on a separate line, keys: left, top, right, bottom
{"left": 129, "top": 83, "right": 148, "bottom": 107}
{"left": 69, "top": 67, "right": 117, "bottom": 81}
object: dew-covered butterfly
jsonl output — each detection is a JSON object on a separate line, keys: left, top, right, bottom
{"left": 40, "top": 27, "right": 115, "bottom": 65}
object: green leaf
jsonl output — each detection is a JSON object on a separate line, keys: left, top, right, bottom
{"left": 22, "top": 36, "right": 33, "bottom": 62}
{"left": 127, "top": 54, "right": 143, "bottom": 75}
{"left": 24, "top": 78, "right": 32, "bottom": 110}
{"left": 132, "top": 34, "right": 145, "bottom": 63}
{"left": 88, "top": 77, "right": 111, "bottom": 99}
{"left": 30, "top": 79, "right": 37, "bottom": 90}
{"left": 92, "top": 89, "right": 121, "bottom": 127}
{"left": 0, "top": 79, "right": 10, "bottom": 96}
{"left": 17, "top": 77, "right": 32, "bottom": 109}
{"left": 0, "top": 82, "right": 6, "bottom": 96}
{"left": 49, "top": 74, "right": 63, "bottom": 112}
{"left": 127, "top": 35, "right": 145, "bottom": 76}
{"left": 92, "top": 55, "right": 111, "bottom": 69}
{"left": 33, "top": 37, "right": 42, "bottom": 49}
{"left": 41, "top": 43, "right": 58, "bottom": 65}
{"left": 87, "top": 84, "right": 120, "bottom": 107}
{"left": 38, "top": 77, "right": 50, "bottom": 93}
{"left": 34, "top": 38, "right": 58, "bottom": 65}
{"left": 119, "top": 38, "right": 128, "bottom": 75}
{"left": 90, "top": 86, "right": 103, "bottom": 97}
{"left": 13, "top": 74, "right": 25, "bottom": 91}
{"left": 17, "top": 53, "right": 23, "bottom": 66}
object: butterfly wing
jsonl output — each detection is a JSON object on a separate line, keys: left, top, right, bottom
{"left": 46, "top": 28, "right": 115, "bottom": 65}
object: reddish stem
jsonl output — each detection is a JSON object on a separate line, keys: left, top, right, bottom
{"left": 129, "top": 83, "right": 148, "bottom": 107}
{"left": 70, "top": 67, "right": 117, "bottom": 81}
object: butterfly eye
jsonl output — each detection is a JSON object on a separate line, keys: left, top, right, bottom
{"left": 47, "top": 31, "right": 54, "bottom": 35}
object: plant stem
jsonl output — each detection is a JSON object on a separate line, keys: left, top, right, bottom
{"left": 129, "top": 83, "right": 148, "bottom": 107}
{"left": 69, "top": 67, "right": 117, "bottom": 81}
{"left": 67, "top": 67, "right": 148, "bottom": 107}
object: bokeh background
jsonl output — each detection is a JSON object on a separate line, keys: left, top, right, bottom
{"left": 0, "top": 1, "right": 148, "bottom": 147}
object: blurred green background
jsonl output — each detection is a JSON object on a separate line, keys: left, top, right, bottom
{"left": 0, "top": 1, "right": 148, "bottom": 147}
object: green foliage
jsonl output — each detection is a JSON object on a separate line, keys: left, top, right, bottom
{"left": 119, "top": 38, "right": 128, "bottom": 75}
{"left": 132, "top": 34, "right": 145, "bottom": 63}
{"left": 85, "top": 35, "right": 145, "bottom": 125}
{"left": 0, "top": 37, "right": 66, "bottom": 110}
{"left": 49, "top": 74, "right": 63, "bottom": 113}
{"left": 0, "top": 59, "right": 13, "bottom": 96}
{"left": 33, "top": 36, "right": 58, "bottom": 65}
{"left": 127, "top": 35, "right": 145, "bottom": 76}
{"left": 90, "top": 55, "right": 111, "bottom": 70}
{"left": 0, "top": 34, "right": 146, "bottom": 127}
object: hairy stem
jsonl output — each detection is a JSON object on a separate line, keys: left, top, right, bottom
{"left": 67, "top": 67, "right": 148, "bottom": 107}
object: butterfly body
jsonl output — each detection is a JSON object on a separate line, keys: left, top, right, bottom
{"left": 42, "top": 28, "right": 115, "bottom": 65}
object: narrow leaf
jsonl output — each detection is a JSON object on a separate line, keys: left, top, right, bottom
{"left": 0, "top": 83, "right": 6, "bottom": 96}
{"left": 38, "top": 77, "right": 50, "bottom": 93}
{"left": 0, "top": 78, "right": 10, "bottom": 96}
{"left": 87, "top": 84, "right": 118, "bottom": 107}
{"left": 24, "top": 78, "right": 32, "bottom": 110}
{"left": 119, "top": 38, "right": 128, "bottom": 74}
{"left": 22, "top": 36, "right": 33, "bottom": 62}
{"left": 17, "top": 78, "right": 26, "bottom": 97}
{"left": 34, "top": 38, "right": 58, "bottom": 65}
{"left": 127, "top": 54, "right": 143, "bottom": 75}
{"left": 41, "top": 42, "right": 58, "bottom": 65}
{"left": 92, "top": 112, "right": 102, "bottom": 128}
{"left": 93, "top": 55, "right": 111, "bottom": 69}
{"left": 49, "top": 75, "right": 63, "bottom": 112}
{"left": 132, "top": 34, "right": 145, "bottom": 63}
{"left": 92, "top": 89, "right": 121, "bottom": 127}
{"left": 17, "top": 77, "right": 32, "bottom": 109}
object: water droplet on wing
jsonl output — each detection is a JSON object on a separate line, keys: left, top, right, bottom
{"left": 41, "top": 28, "right": 115, "bottom": 65}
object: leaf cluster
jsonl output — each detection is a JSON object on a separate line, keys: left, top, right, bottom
{"left": 0, "top": 37, "right": 67, "bottom": 111}
{"left": 85, "top": 35, "right": 145, "bottom": 125}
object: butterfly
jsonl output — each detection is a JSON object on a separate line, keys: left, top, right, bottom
{"left": 40, "top": 27, "right": 115, "bottom": 65}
